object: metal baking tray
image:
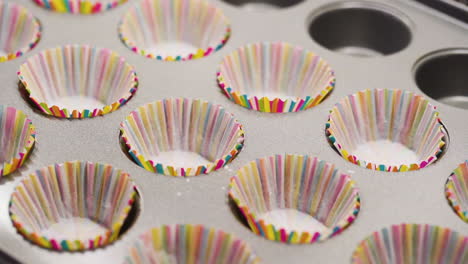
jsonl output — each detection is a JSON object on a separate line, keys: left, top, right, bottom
{"left": 0, "top": 0, "right": 467, "bottom": 263}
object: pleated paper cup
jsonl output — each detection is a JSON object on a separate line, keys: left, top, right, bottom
{"left": 119, "top": 0, "right": 230, "bottom": 61}
{"left": 32, "top": 0, "right": 127, "bottom": 14}
{"left": 18, "top": 45, "right": 138, "bottom": 119}
{"left": 0, "top": 1, "right": 41, "bottom": 62}
{"left": 217, "top": 42, "right": 335, "bottom": 113}
{"left": 9, "top": 161, "right": 137, "bottom": 251}
{"left": 446, "top": 161, "right": 468, "bottom": 223}
{"left": 120, "top": 98, "right": 245, "bottom": 176}
{"left": 326, "top": 89, "right": 446, "bottom": 172}
{"left": 352, "top": 224, "right": 468, "bottom": 264}
{"left": 228, "top": 154, "right": 360, "bottom": 244}
{"left": 124, "top": 224, "right": 261, "bottom": 264}
{"left": 0, "top": 106, "right": 35, "bottom": 178}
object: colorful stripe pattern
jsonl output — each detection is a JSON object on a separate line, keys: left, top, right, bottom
{"left": 229, "top": 154, "right": 360, "bottom": 244}
{"left": 119, "top": 0, "right": 230, "bottom": 61}
{"left": 0, "top": 2, "right": 41, "bottom": 62}
{"left": 18, "top": 45, "right": 138, "bottom": 119}
{"left": 124, "top": 224, "right": 261, "bottom": 264}
{"left": 32, "top": 0, "right": 128, "bottom": 14}
{"left": 352, "top": 224, "right": 468, "bottom": 264}
{"left": 446, "top": 161, "right": 468, "bottom": 223}
{"left": 120, "top": 98, "right": 245, "bottom": 176}
{"left": 217, "top": 42, "right": 335, "bottom": 113}
{"left": 9, "top": 161, "right": 137, "bottom": 251}
{"left": 326, "top": 89, "right": 446, "bottom": 172}
{"left": 0, "top": 106, "right": 35, "bottom": 178}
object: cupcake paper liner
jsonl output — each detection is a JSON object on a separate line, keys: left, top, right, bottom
{"left": 352, "top": 223, "right": 468, "bottom": 264}
{"left": 32, "top": 0, "right": 128, "bottom": 14}
{"left": 18, "top": 45, "right": 138, "bottom": 119}
{"left": 228, "top": 154, "right": 360, "bottom": 244}
{"left": 217, "top": 42, "right": 335, "bottom": 113}
{"left": 120, "top": 98, "right": 245, "bottom": 176}
{"left": 326, "top": 89, "right": 446, "bottom": 172}
{"left": 9, "top": 161, "right": 137, "bottom": 251}
{"left": 124, "top": 224, "right": 261, "bottom": 264}
{"left": 118, "top": 0, "right": 230, "bottom": 61}
{"left": 0, "top": 106, "right": 35, "bottom": 178}
{"left": 446, "top": 161, "right": 468, "bottom": 223}
{"left": 0, "top": 1, "right": 41, "bottom": 62}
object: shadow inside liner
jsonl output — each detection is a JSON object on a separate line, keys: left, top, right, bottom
{"left": 119, "top": 191, "right": 141, "bottom": 236}
{"left": 437, "top": 122, "right": 450, "bottom": 162}
{"left": 119, "top": 133, "right": 140, "bottom": 167}
{"left": 228, "top": 197, "right": 250, "bottom": 229}
{"left": 318, "top": 87, "right": 334, "bottom": 107}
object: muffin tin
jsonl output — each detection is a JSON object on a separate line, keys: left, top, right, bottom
{"left": 0, "top": 0, "right": 467, "bottom": 263}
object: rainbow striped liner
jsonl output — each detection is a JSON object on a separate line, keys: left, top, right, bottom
{"left": 120, "top": 98, "right": 245, "bottom": 177}
{"left": 326, "top": 89, "right": 446, "bottom": 172}
{"left": 217, "top": 42, "right": 335, "bottom": 113}
{"left": 32, "top": 0, "right": 128, "bottom": 14}
{"left": 0, "top": 2, "right": 41, "bottom": 62}
{"left": 9, "top": 161, "right": 137, "bottom": 251}
{"left": 445, "top": 161, "right": 468, "bottom": 223}
{"left": 124, "top": 224, "right": 261, "bottom": 264}
{"left": 118, "top": 0, "right": 230, "bottom": 61}
{"left": 18, "top": 45, "right": 138, "bottom": 119}
{"left": 352, "top": 224, "right": 468, "bottom": 264}
{"left": 0, "top": 106, "right": 35, "bottom": 178}
{"left": 229, "top": 154, "right": 360, "bottom": 244}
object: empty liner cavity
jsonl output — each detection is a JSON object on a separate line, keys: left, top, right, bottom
{"left": 308, "top": 1, "right": 412, "bottom": 57}
{"left": 9, "top": 161, "right": 138, "bottom": 251}
{"left": 0, "top": 106, "right": 35, "bottom": 178}
{"left": 228, "top": 154, "right": 360, "bottom": 244}
{"left": 18, "top": 45, "right": 138, "bottom": 119}
{"left": 414, "top": 48, "right": 468, "bottom": 110}
{"left": 32, "top": 0, "right": 127, "bottom": 14}
{"left": 446, "top": 161, "right": 468, "bottom": 223}
{"left": 119, "top": 0, "right": 230, "bottom": 61}
{"left": 0, "top": 1, "right": 41, "bottom": 62}
{"left": 220, "top": 0, "right": 304, "bottom": 11}
{"left": 124, "top": 224, "right": 261, "bottom": 264}
{"left": 326, "top": 89, "right": 446, "bottom": 172}
{"left": 352, "top": 224, "right": 468, "bottom": 264}
{"left": 120, "top": 98, "right": 245, "bottom": 177}
{"left": 217, "top": 42, "right": 335, "bottom": 113}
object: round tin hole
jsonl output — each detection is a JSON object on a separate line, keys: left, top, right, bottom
{"left": 221, "top": 0, "right": 304, "bottom": 11}
{"left": 414, "top": 49, "right": 468, "bottom": 110}
{"left": 308, "top": 1, "right": 412, "bottom": 57}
